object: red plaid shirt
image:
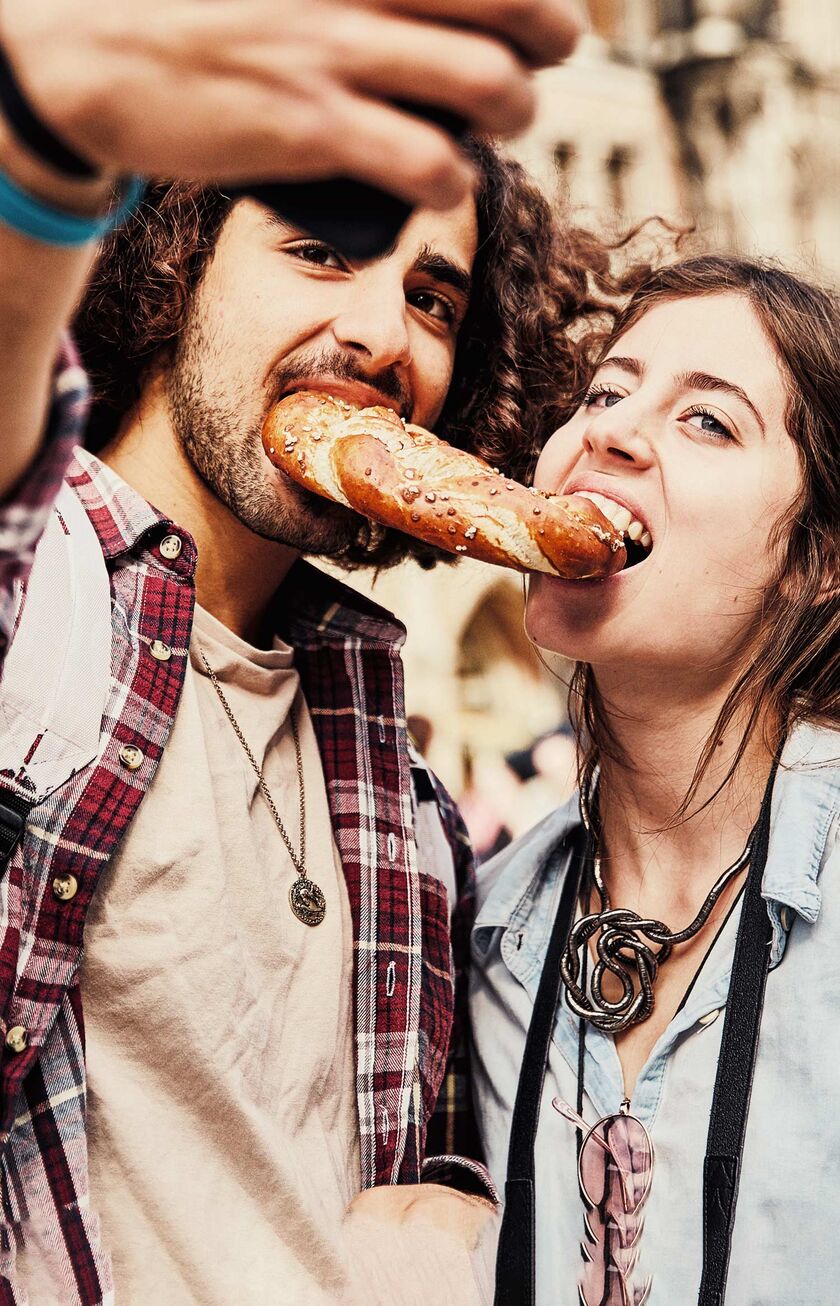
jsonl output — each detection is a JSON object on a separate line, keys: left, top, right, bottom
{"left": 0, "top": 345, "right": 489, "bottom": 1305}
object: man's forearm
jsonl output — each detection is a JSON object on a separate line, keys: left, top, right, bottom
{"left": 0, "top": 120, "right": 111, "bottom": 497}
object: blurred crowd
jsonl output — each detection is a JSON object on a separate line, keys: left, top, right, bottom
{"left": 410, "top": 715, "right": 578, "bottom": 863}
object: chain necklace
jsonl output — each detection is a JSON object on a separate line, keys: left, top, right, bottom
{"left": 198, "top": 646, "right": 326, "bottom": 926}
{"left": 560, "top": 799, "right": 753, "bottom": 1034}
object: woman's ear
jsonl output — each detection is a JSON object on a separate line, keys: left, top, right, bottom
{"left": 775, "top": 540, "right": 840, "bottom": 608}
{"left": 810, "top": 553, "right": 840, "bottom": 607}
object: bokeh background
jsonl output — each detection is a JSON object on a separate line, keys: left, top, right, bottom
{"left": 339, "top": 0, "right": 840, "bottom": 855}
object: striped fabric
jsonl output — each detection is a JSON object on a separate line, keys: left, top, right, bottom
{"left": 0, "top": 347, "right": 488, "bottom": 1304}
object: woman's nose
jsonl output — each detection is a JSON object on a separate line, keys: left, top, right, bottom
{"left": 581, "top": 403, "right": 654, "bottom": 468}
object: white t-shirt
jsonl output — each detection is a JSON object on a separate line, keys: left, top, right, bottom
{"left": 77, "top": 603, "right": 359, "bottom": 1304}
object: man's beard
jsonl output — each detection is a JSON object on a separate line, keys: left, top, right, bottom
{"left": 165, "top": 319, "right": 391, "bottom": 558}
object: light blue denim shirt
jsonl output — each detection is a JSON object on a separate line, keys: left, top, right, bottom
{"left": 470, "top": 723, "right": 840, "bottom": 1306}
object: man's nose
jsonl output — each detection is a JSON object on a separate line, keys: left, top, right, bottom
{"left": 332, "top": 278, "right": 412, "bottom": 372}
{"left": 581, "top": 401, "right": 655, "bottom": 468}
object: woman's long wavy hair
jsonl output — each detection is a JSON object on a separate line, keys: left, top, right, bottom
{"left": 73, "top": 139, "right": 617, "bottom": 569}
{"left": 568, "top": 255, "right": 840, "bottom": 818}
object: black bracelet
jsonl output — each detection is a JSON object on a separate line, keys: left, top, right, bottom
{"left": 0, "top": 38, "right": 100, "bottom": 179}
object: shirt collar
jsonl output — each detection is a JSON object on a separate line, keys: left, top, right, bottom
{"left": 67, "top": 446, "right": 168, "bottom": 560}
{"left": 473, "top": 796, "right": 581, "bottom": 941}
{"left": 762, "top": 722, "right": 840, "bottom": 926}
{"left": 474, "top": 723, "right": 840, "bottom": 950}
{"left": 277, "top": 561, "right": 406, "bottom": 651}
{"left": 68, "top": 447, "right": 407, "bottom": 651}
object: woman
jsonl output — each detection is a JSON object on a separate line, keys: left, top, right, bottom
{"left": 470, "top": 256, "right": 840, "bottom": 1306}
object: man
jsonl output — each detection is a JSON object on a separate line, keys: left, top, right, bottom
{"left": 0, "top": 2, "right": 584, "bottom": 1300}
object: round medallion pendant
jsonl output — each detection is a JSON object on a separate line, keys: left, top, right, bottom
{"left": 290, "top": 876, "right": 327, "bottom": 926}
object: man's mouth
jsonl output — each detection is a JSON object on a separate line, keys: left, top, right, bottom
{"left": 278, "top": 378, "right": 407, "bottom": 419}
{"left": 570, "top": 490, "right": 653, "bottom": 570}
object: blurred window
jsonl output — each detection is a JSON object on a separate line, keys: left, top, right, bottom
{"left": 606, "top": 145, "right": 634, "bottom": 215}
{"left": 553, "top": 141, "right": 577, "bottom": 202}
{"left": 455, "top": 583, "right": 563, "bottom": 755}
{"left": 744, "top": 0, "right": 777, "bottom": 39}
{"left": 657, "top": 0, "right": 695, "bottom": 30}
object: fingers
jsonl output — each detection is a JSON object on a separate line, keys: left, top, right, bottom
{"left": 327, "top": 10, "right": 536, "bottom": 136}
{"left": 369, "top": 0, "right": 584, "bottom": 67}
{"left": 0, "top": 0, "right": 558, "bottom": 201}
{"left": 230, "top": 91, "right": 464, "bottom": 212}
{"left": 346, "top": 1186, "right": 417, "bottom": 1220}
{"left": 346, "top": 1184, "right": 497, "bottom": 1253}
{"left": 63, "top": 68, "right": 477, "bottom": 209}
{"left": 287, "top": 90, "right": 478, "bottom": 210}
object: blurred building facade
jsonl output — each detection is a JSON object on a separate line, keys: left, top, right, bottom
{"left": 344, "top": 0, "right": 840, "bottom": 801}
{"left": 518, "top": 0, "right": 840, "bottom": 275}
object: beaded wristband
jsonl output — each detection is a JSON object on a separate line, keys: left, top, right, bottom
{"left": 0, "top": 169, "right": 145, "bottom": 246}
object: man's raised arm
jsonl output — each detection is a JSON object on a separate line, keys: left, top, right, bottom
{"left": 0, "top": 0, "right": 581, "bottom": 499}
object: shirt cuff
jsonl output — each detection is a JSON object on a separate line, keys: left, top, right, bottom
{"left": 421, "top": 1154, "right": 499, "bottom": 1204}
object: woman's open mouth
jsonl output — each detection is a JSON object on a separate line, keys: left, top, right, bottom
{"left": 572, "top": 490, "right": 653, "bottom": 571}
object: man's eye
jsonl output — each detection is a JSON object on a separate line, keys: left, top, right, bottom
{"left": 286, "top": 240, "right": 346, "bottom": 270}
{"left": 408, "top": 290, "right": 456, "bottom": 326}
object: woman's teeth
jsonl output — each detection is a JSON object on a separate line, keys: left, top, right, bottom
{"left": 576, "top": 491, "right": 652, "bottom": 551}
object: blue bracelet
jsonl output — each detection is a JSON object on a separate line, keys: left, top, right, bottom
{"left": 0, "top": 169, "right": 145, "bottom": 247}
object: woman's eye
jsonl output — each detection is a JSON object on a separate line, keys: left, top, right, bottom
{"left": 684, "top": 408, "right": 734, "bottom": 441}
{"left": 286, "top": 241, "right": 345, "bottom": 270}
{"left": 408, "top": 290, "right": 456, "bottom": 326}
{"left": 583, "top": 386, "right": 624, "bottom": 409}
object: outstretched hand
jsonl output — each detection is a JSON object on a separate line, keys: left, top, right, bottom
{"left": 1, "top": 0, "right": 582, "bottom": 208}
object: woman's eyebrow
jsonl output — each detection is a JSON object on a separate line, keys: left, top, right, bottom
{"left": 595, "top": 355, "right": 642, "bottom": 378}
{"left": 679, "top": 370, "right": 766, "bottom": 434}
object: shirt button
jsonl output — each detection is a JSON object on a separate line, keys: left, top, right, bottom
{"left": 159, "top": 534, "right": 183, "bottom": 561}
{"left": 52, "top": 873, "right": 79, "bottom": 902}
{"left": 149, "top": 640, "right": 172, "bottom": 662}
{"left": 698, "top": 1008, "right": 722, "bottom": 1028}
{"left": 5, "top": 1026, "right": 27, "bottom": 1054}
{"left": 780, "top": 905, "right": 793, "bottom": 932}
{"left": 119, "top": 744, "right": 144, "bottom": 771}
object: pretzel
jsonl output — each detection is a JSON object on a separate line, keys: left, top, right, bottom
{"left": 262, "top": 392, "right": 626, "bottom": 579}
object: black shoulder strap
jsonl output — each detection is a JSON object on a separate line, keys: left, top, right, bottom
{"left": 0, "top": 787, "right": 34, "bottom": 876}
{"left": 494, "top": 829, "right": 585, "bottom": 1306}
{"left": 699, "top": 758, "right": 778, "bottom": 1306}
{"left": 494, "top": 757, "right": 778, "bottom": 1306}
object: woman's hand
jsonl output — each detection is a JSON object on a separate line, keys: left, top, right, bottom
{"left": 344, "top": 1184, "right": 499, "bottom": 1304}
{"left": 1, "top": 0, "right": 582, "bottom": 209}
{"left": 347, "top": 1182, "right": 498, "bottom": 1248}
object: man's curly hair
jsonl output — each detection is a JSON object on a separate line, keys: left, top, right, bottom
{"left": 74, "top": 138, "right": 616, "bottom": 568}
